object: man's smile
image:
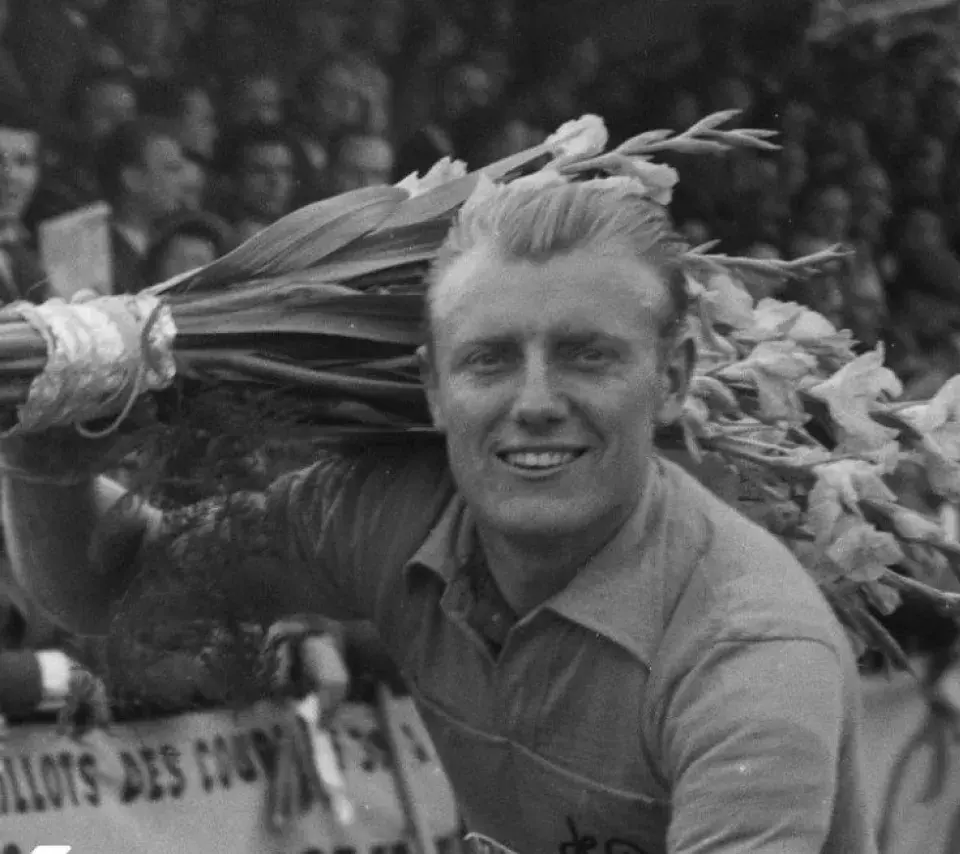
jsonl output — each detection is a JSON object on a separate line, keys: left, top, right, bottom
{"left": 496, "top": 447, "right": 590, "bottom": 475}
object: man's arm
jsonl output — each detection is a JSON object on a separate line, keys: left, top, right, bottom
{"left": 663, "top": 638, "right": 849, "bottom": 854}
{"left": 3, "top": 441, "right": 454, "bottom": 636}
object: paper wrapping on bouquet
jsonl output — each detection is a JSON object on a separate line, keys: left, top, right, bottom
{"left": 0, "top": 698, "right": 462, "bottom": 854}
{"left": 860, "top": 660, "right": 960, "bottom": 854}
{"left": 38, "top": 204, "right": 113, "bottom": 300}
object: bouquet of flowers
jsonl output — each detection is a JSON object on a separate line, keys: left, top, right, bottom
{"left": 2, "top": 109, "right": 956, "bottom": 709}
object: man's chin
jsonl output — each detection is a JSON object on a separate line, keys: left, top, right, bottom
{"left": 479, "top": 496, "right": 599, "bottom": 539}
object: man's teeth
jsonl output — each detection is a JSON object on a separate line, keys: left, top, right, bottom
{"left": 503, "top": 451, "right": 580, "bottom": 469}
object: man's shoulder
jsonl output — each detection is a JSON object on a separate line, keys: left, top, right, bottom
{"left": 657, "top": 456, "right": 848, "bottom": 652}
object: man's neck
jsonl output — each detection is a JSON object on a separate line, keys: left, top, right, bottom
{"left": 476, "top": 504, "right": 635, "bottom": 617}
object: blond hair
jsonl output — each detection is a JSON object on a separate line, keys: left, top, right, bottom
{"left": 427, "top": 179, "right": 690, "bottom": 343}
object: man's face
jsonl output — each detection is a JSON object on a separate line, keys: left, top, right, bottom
{"left": 331, "top": 138, "right": 393, "bottom": 194}
{"left": 239, "top": 142, "right": 294, "bottom": 219}
{"left": 136, "top": 135, "right": 184, "bottom": 220}
{"left": 0, "top": 128, "right": 40, "bottom": 220}
{"left": 83, "top": 82, "right": 137, "bottom": 144}
{"left": 425, "top": 247, "right": 688, "bottom": 540}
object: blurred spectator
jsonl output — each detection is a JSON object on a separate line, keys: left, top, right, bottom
{"left": 7, "top": 0, "right": 122, "bottom": 121}
{"left": 921, "top": 75, "right": 960, "bottom": 144}
{"left": 101, "top": 0, "right": 175, "bottom": 81}
{"left": 218, "top": 122, "right": 297, "bottom": 240}
{"left": 295, "top": 56, "right": 370, "bottom": 146}
{"left": 96, "top": 117, "right": 186, "bottom": 293}
{"left": 142, "top": 210, "right": 233, "bottom": 283}
{"left": 223, "top": 68, "right": 285, "bottom": 130}
{"left": 206, "top": 3, "right": 274, "bottom": 78}
{"left": 141, "top": 77, "right": 218, "bottom": 162}
{"left": 0, "top": 0, "right": 28, "bottom": 105}
{"left": 65, "top": 68, "right": 139, "bottom": 148}
{"left": 898, "top": 136, "right": 947, "bottom": 209}
{"left": 794, "top": 184, "right": 854, "bottom": 246}
{"left": 327, "top": 134, "right": 394, "bottom": 195}
{"left": 27, "top": 69, "right": 139, "bottom": 228}
{"left": 180, "top": 155, "right": 207, "bottom": 211}
{"left": 0, "top": 100, "right": 49, "bottom": 305}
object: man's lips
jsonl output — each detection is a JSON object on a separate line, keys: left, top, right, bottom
{"left": 495, "top": 448, "right": 589, "bottom": 471}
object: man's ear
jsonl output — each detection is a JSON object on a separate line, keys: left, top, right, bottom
{"left": 656, "top": 335, "right": 695, "bottom": 427}
{"left": 417, "top": 344, "right": 446, "bottom": 432}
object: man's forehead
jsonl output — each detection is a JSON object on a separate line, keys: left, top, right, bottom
{"left": 432, "top": 246, "right": 669, "bottom": 335}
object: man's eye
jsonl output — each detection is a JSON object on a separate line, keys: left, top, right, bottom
{"left": 465, "top": 350, "right": 507, "bottom": 370}
{"left": 565, "top": 345, "right": 609, "bottom": 365}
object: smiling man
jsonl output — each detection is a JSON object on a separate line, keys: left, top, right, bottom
{"left": 1, "top": 180, "right": 876, "bottom": 854}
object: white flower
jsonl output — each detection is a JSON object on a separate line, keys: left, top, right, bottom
{"left": 395, "top": 156, "right": 468, "bottom": 198}
{"left": 751, "top": 299, "right": 838, "bottom": 341}
{"left": 615, "top": 156, "right": 679, "bottom": 205}
{"left": 545, "top": 114, "right": 608, "bottom": 160}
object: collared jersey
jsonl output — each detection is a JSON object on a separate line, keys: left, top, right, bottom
{"left": 146, "top": 443, "right": 878, "bottom": 854}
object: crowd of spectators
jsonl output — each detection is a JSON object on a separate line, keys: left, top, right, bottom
{"left": 0, "top": 0, "right": 957, "bottom": 391}
{"left": 0, "top": 0, "right": 958, "bottom": 706}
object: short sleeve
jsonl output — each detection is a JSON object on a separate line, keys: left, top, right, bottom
{"left": 664, "top": 638, "right": 845, "bottom": 854}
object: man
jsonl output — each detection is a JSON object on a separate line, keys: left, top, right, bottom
{"left": 0, "top": 99, "right": 49, "bottom": 305}
{"left": 6, "top": 0, "right": 121, "bottom": 123}
{"left": 96, "top": 118, "right": 186, "bottom": 293}
{"left": 26, "top": 68, "right": 139, "bottom": 230}
{"left": 218, "top": 123, "right": 297, "bottom": 240}
{"left": 1, "top": 181, "right": 876, "bottom": 853}
{"left": 140, "top": 78, "right": 218, "bottom": 163}
{"left": 224, "top": 69, "right": 285, "bottom": 130}
{"left": 327, "top": 134, "right": 394, "bottom": 195}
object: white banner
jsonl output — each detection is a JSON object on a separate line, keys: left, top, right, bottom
{"left": 38, "top": 203, "right": 113, "bottom": 299}
{"left": 0, "top": 698, "right": 461, "bottom": 854}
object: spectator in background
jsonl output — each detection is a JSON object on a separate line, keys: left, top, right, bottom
{"left": 327, "top": 134, "right": 394, "bottom": 195}
{"left": 179, "top": 155, "right": 207, "bottom": 211}
{"left": 142, "top": 210, "right": 233, "bottom": 284}
{"left": 295, "top": 56, "right": 369, "bottom": 148}
{"left": 206, "top": 2, "right": 277, "bottom": 79}
{"left": 141, "top": 78, "right": 218, "bottom": 162}
{"left": 898, "top": 136, "right": 947, "bottom": 210}
{"left": 877, "top": 86, "right": 919, "bottom": 169}
{"left": 65, "top": 68, "right": 140, "bottom": 148}
{"left": 0, "top": 0, "right": 29, "bottom": 105}
{"left": 223, "top": 68, "right": 285, "bottom": 130}
{"left": 96, "top": 118, "right": 186, "bottom": 293}
{"left": 27, "top": 69, "right": 139, "bottom": 228}
{"left": 102, "top": 0, "right": 175, "bottom": 82}
{"left": 0, "top": 100, "right": 49, "bottom": 305}
{"left": 921, "top": 75, "right": 960, "bottom": 145}
{"left": 219, "top": 123, "right": 296, "bottom": 241}
{"left": 6, "top": 0, "right": 122, "bottom": 122}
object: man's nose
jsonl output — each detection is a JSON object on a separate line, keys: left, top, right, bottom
{"left": 511, "top": 357, "right": 566, "bottom": 428}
